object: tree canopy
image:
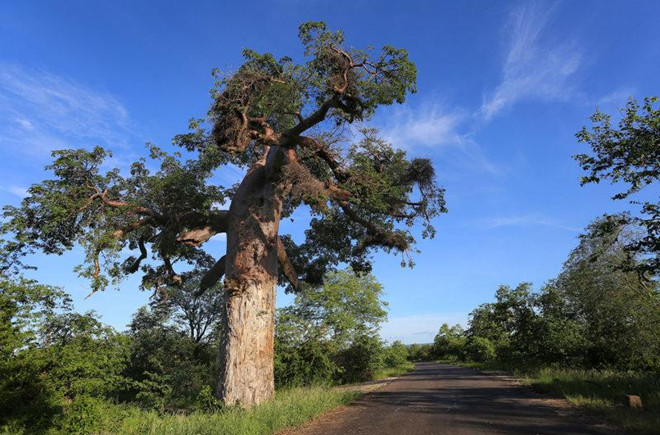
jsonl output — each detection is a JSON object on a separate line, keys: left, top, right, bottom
{"left": 0, "top": 21, "right": 446, "bottom": 296}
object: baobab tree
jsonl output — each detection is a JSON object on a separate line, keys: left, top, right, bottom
{"left": 1, "top": 22, "right": 446, "bottom": 407}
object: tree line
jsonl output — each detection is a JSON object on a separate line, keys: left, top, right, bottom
{"left": 424, "top": 216, "right": 660, "bottom": 370}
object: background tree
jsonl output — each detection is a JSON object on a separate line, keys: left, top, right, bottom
{"left": 0, "top": 22, "right": 445, "bottom": 406}
{"left": 0, "top": 277, "right": 129, "bottom": 433}
{"left": 545, "top": 217, "right": 660, "bottom": 369}
{"left": 274, "top": 268, "right": 388, "bottom": 386}
{"left": 575, "top": 96, "right": 660, "bottom": 278}
{"left": 156, "top": 271, "right": 224, "bottom": 344}
{"left": 432, "top": 323, "right": 466, "bottom": 360}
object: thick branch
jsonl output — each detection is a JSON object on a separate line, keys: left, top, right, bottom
{"left": 286, "top": 96, "right": 339, "bottom": 137}
{"left": 112, "top": 217, "right": 153, "bottom": 239}
{"left": 176, "top": 210, "right": 229, "bottom": 246}
{"left": 277, "top": 237, "right": 299, "bottom": 290}
{"left": 199, "top": 255, "right": 226, "bottom": 294}
{"left": 295, "top": 136, "right": 348, "bottom": 183}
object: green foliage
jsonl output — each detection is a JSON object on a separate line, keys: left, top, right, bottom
{"left": 432, "top": 323, "right": 466, "bottom": 360}
{"left": 463, "top": 336, "right": 495, "bottom": 363}
{"left": 274, "top": 333, "right": 337, "bottom": 388}
{"left": 0, "top": 277, "right": 130, "bottom": 433}
{"left": 335, "top": 334, "right": 384, "bottom": 383}
{"left": 406, "top": 343, "right": 434, "bottom": 362}
{"left": 123, "top": 304, "right": 218, "bottom": 408}
{"left": 275, "top": 268, "right": 391, "bottom": 386}
{"left": 575, "top": 96, "right": 660, "bottom": 277}
{"left": 456, "top": 216, "right": 660, "bottom": 371}
{"left": 382, "top": 340, "right": 409, "bottom": 368}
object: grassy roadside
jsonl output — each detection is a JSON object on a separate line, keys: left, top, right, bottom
{"left": 114, "top": 387, "right": 360, "bottom": 435}
{"left": 373, "top": 361, "right": 415, "bottom": 380}
{"left": 442, "top": 360, "right": 660, "bottom": 433}
{"left": 114, "top": 366, "right": 414, "bottom": 435}
{"left": 2, "top": 367, "right": 411, "bottom": 435}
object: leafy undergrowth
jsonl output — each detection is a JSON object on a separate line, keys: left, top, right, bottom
{"left": 114, "top": 387, "right": 360, "bottom": 435}
{"left": 444, "top": 360, "right": 660, "bottom": 434}
{"left": 1, "top": 387, "right": 360, "bottom": 435}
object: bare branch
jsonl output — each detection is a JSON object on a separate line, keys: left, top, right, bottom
{"left": 176, "top": 210, "right": 229, "bottom": 246}
{"left": 199, "top": 255, "right": 226, "bottom": 294}
{"left": 277, "top": 237, "right": 299, "bottom": 290}
{"left": 127, "top": 238, "right": 148, "bottom": 274}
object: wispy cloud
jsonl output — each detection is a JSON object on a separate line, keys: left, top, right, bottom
{"left": 596, "top": 87, "right": 635, "bottom": 107}
{"left": 380, "top": 104, "right": 466, "bottom": 149}
{"left": 480, "top": 1, "right": 582, "bottom": 120}
{"left": 378, "top": 102, "right": 501, "bottom": 176}
{"left": 0, "top": 64, "right": 134, "bottom": 158}
{"left": 380, "top": 312, "right": 468, "bottom": 344}
{"left": 473, "top": 213, "right": 579, "bottom": 232}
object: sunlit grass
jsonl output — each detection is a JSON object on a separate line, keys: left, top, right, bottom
{"left": 373, "top": 362, "right": 414, "bottom": 380}
{"left": 113, "top": 386, "right": 360, "bottom": 435}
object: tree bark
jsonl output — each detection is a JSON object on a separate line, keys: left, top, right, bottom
{"left": 216, "top": 155, "right": 285, "bottom": 407}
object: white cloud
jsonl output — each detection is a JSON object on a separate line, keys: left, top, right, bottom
{"left": 0, "top": 64, "right": 134, "bottom": 158}
{"left": 596, "top": 87, "right": 635, "bottom": 107}
{"left": 380, "top": 104, "right": 466, "bottom": 149}
{"left": 380, "top": 312, "right": 468, "bottom": 344}
{"left": 480, "top": 1, "right": 582, "bottom": 120}
{"left": 473, "top": 213, "right": 579, "bottom": 232}
{"left": 378, "top": 103, "right": 501, "bottom": 177}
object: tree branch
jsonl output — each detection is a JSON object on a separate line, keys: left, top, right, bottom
{"left": 294, "top": 135, "right": 348, "bottom": 183}
{"left": 277, "top": 237, "right": 299, "bottom": 290}
{"left": 176, "top": 210, "right": 229, "bottom": 246}
{"left": 199, "top": 255, "right": 226, "bottom": 294}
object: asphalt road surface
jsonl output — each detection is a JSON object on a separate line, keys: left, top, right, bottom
{"left": 288, "top": 362, "right": 619, "bottom": 435}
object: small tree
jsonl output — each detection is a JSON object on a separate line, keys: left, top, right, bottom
{"left": 275, "top": 269, "right": 388, "bottom": 385}
{"left": 433, "top": 323, "right": 466, "bottom": 360}
{"left": 1, "top": 22, "right": 446, "bottom": 406}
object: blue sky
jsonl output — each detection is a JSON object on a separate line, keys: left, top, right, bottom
{"left": 1, "top": 0, "right": 659, "bottom": 343}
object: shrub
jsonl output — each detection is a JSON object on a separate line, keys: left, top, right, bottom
{"left": 464, "top": 336, "right": 496, "bottom": 362}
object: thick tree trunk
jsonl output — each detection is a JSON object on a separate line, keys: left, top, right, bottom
{"left": 216, "top": 157, "right": 285, "bottom": 407}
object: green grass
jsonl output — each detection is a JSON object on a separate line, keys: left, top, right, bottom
{"left": 443, "top": 360, "right": 660, "bottom": 434}
{"left": 373, "top": 362, "right": 415, "bottom": 380}
{"left": 0, "top": 387, "right": 360, "bottom": 435}
{"left": 113, "top": 386, "right": 360, "bottom": 435}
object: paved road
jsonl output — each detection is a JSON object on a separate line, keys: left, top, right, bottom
{"left": 289, "top": 362, "right": 619, "bottom": 435}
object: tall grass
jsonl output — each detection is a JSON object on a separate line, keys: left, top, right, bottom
{"left": 114, "top": 386, "right": 360, "bottom": 435}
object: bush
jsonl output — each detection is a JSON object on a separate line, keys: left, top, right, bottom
{"left": 383, "top": 341, "right": 409, "bottom": 368}
{"left": 335, "top": 335, "right": 384, "bottom": 383}
{"left": 407, "top": 343, "right": 433, "bottom": 362}
{"left": 464, "top": 336, "right": 496, "bottom": 362}
{"left": 275, "top": 337, "right": 337, "bottom": 388}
